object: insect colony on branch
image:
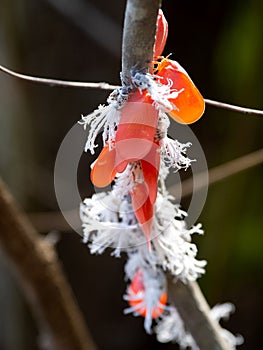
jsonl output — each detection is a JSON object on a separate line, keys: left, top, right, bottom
{"left": 79, "top": 9, "right": 242, "bottom": 348}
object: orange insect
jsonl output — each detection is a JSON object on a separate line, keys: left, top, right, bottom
{"left": 155, "top": 57, "right": 205, "bottom": 124}
{"left": 114, "top": 90, "right": 158, "bottom": 166}
{"left": 90, "top": 91, "right": 160, "bottom": 249}
{"left": 91, "top": 90, "right": 158, "bottom": 187}
{"left": 127, "top": 269, "right": 167, "bottom": 319}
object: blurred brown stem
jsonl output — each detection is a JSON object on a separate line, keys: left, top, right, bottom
{"left": 170, "top": 147, "right": 263, "bottom": 198}
{"left": 28, "top": 146, "right": 263, "bottom": 233}
{"left": 168, "top": 278, "right": 230, "bottom": 350}
{"left": 0, "top": 177, "right": 96, "bottom": 350}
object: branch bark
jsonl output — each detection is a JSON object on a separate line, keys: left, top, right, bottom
{"left": 121, "top": 1, "right": 232, "bottom": 349}
{"left": 168, "top": 278, "right": 230, "bottom": 350}
{"left": 0, "top": 178, "right": 96, "bottom": 350}
{"left": 121, "top": 0, "right": 161, "bottom": 85}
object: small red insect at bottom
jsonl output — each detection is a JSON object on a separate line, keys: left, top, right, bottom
{"left": 127, "top": 270, "right": 168, "bottom": 319}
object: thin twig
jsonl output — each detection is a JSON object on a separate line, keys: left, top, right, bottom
{"left": 29, "top": 209, "right": 79, "bottom": 233}
{"left": 0, "top": 178, "right": 97, "bottom": 350}
{"left": 0, "top": 63, "right": 119, "bottom": 90}
{"left": 205, "top": 98, "right": 263, "bottom": 116}
{"left": 1, "top": 63, "right": 263, "bottom": 116}
{"left": 29, "top": 145, "right": 263, "bottom": 233}
{"left": 170, "top": 147, "right": 263, "bottom": 198}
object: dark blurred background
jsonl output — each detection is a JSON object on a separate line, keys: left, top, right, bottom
{"left": 0, "top": 0, "right": 262, "bottom": 349}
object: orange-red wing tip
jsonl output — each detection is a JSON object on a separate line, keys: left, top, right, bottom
{"left": 168, "top": 98, "right": 205, "bottom": 125}
{"left": 153, "top": 9, "right": 168, "bottom": 60}
{"left": 90, "top": 166, "right": 116, "bottom": 188}
{"left": 90, "top": 145, "right": 117, "bottom": 187}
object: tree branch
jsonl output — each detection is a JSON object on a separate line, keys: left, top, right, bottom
{"left": 0, "top": 177, "right": 97, "bottom": 350}
{"left": 120, "top": 1, "right": 232, "bottom": 349}
{"left": 168, "top": 278, "right": 230, "bottom": 350}
{"left": 121, "top": 0, "right": 161, "bottom": 84}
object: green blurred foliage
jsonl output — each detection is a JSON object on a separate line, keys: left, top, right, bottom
{"left": 197, "top": 2, "right": 263, "bottom": 348}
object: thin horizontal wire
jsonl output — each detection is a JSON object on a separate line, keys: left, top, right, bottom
{"left": 204, "top": 98, "right": 263, "bottom": 116}
{"left": 0, "top": 63, "right": 119, "bottom": 90}
{"left": 1, "top": 63, "right": 263, "bottom": 115}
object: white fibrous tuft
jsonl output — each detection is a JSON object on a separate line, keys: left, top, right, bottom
{"left": 210, "top": 303, "right": 244, "bottom": 348}
{"left": 79, "top": 104, "right": 120, "bottom": 154}
{"left": 80, "top": 192, "right": 141, "bottom": 257}
{"left": 122, "top": 192, "right": 205, "bottom": 283}
{"left": 155, "top": 304, "right": 243, "bottom": 349}
{"left": 131, "top": 71, "right": 183, "bottom": 112}
{"left": 153, "top": 222, "right": 206, "bottom": 282}
{"left": 80, "top": 187, "right": 205, "bottom": 281}
{"left": 112, "top": 163, "right": 143, "bottom": 198}
{"left": 218, "top": 329, "right": 244, "bottom": 349}
{"left": 129, "top": 219, "right": 207, "bottom": 282}
{"left": 79, "top": 85, "right": 133, "bottom": 154}
{"left": 155, "top": 307, "right": 198, "bottom": 349}
{"left": 154, "top": 192, "right": 206, "bottom": 281}
{"left": 160, "top": 137, "right": 194, "bottom": 172}
{"left": 155, "top": 113, "right": 194, "bottom": 173}
{"left": 79, "top": 164, "right": 153, "bottom": 257}
{"left": 210, "top": 302, "right": 236, "bottom": 322}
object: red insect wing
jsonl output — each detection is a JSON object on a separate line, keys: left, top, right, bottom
{"left": 127, "top": 90, "right": 152, "bottom": 104}
{"left": 90, "top": 144, "right": 117, "bottom": 188}
{"left": 141, "top": 141, "right": 160, "bottom": 204}
{"left": 157, "top": 59, "right": 205, "bottom": 124}
{"left": 151, "top": 292, "right": 168, "bottom": 318}
{"left": 131, "top": 182, "right": 153, "bottom": 223}
{"left": 115, "top": 124, "right": 155, "bottom": 163}
{"left": 128, "top": 273, "right": 147, "bottom": 316}
{"left": 114, "top": 159, "right": 128, "bottom": 173}
{"left": 115, "top": 91, "right": 158, "bottom": 167}
{"left": 128, "top": 270, "right": 168, "bottom": 319}
{"left": 153, "top": 9, "right": 168, "bottom": 60}
{"left": 130, "top": 270, "right": 145, "bottom": 294}
{"left": 130, "top": 182, "right": 154, "bottom": 248}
